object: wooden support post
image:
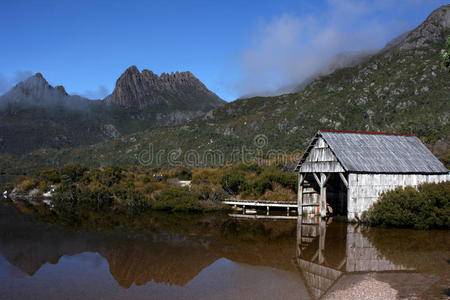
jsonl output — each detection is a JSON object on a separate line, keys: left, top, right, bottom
{"left": 337, "top": 257, "right": 346, "bottom": 270}
{"left": 296, "top": 215, "right": 303, "bottom": 257}
{"left": 243, "top": 205, "right": 245, "bottom": 214}
{"left": 339, "top": 172, "right": 348, "bottom": 188}
{"left": 318, "top": 217, "right": 326, "bottom": 264}
{"left": 323, "top": 172, "right": 331, "bottom": 186}
{"left": 298, "top": 173, "right": 304, "bottom": 216}
{"left": 320, "top": 173, "right": 327, "bottom": 217}
{"left": 313, "top": 173, "right": 321, "bottom": 186}
{"left": 287, "top": 207, "right": 289, "bottom": 216}
{"left": 266, "top": 206, "right": 269, "bottom": 216}
{"left": 339, "top": 180, "right": 345, "bottom": 215}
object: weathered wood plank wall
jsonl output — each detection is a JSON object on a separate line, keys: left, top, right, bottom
{"left": 347, "top": 173, "right": 450, "bottom": 221}
{"left": 345, "top": 225, "right": 411, "bottom": 272}
{"left": 298, "top": 137, "right": 344, "bottom": 173}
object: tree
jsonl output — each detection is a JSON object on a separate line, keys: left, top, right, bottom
{"left": 441, "top": 35, "right": 450, "bottom": 71}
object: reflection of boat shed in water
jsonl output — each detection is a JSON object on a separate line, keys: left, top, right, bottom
{"left": 294, "top": 130, "right": 449, "bottom": 221}
{"left": 295, "top": 218, "right": 415, "bottom": 299}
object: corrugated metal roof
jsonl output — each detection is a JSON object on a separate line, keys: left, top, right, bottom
{"left": 295, "top": 131, "right": 449, "bottom": 174}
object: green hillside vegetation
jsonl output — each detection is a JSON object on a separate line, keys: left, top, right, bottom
{"left": 441, "top": 35, "right": 450, "bottom": 70}
{"left": 0, "top": 99, "right": 221, "bottom": 155}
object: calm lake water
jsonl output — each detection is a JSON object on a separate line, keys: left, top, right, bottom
{"left": 0, "top": 203, "right": 448, "bottom": 300}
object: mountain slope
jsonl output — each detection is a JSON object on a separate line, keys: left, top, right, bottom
{"left": 2, "top": 5, "right": 449, "bottom": 173}
{"left": 0, "top": 68, "right": 224, "bottom": 155}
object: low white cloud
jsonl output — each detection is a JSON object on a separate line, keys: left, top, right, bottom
{"left": 235, "top": 0, "right": 442, "bottom": 97}
{"left": 81, "top": 85, "right": 110, "bottom": 99}
{"left": 0, "top": 71, "right": 33, "bottom": 95}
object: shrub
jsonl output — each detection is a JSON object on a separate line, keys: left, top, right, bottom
{"left": 238, "top": 166, "right": 297, "bottom": 199}
{"left": 152, "top": 187, "right": 203, "bottom": 212}
{"left": 16, "top": 177, "right": 40, "bottom": 193}
{"left": 362, "top": 181, "right": 450, "bottom": 229}
{"left": 192, "top": 183, "right": 226, "bottom": 202}
{"left": 262, "top": 183, "right": 296, "bottom": 202}
{"left": 191, "top": 168, "right": 222, "bottom": 185}
{"left": 59, "top": 164, "right": 88, "bottom": 182}
{"left": 164, "top": 167, "right": 192, "bottom": 180}
{"left": 233, "top": 162, "right": 263, "bottom": 174}
{"left": 220, "top": 170, "right": 245, "bottom": 195}
{"left": 88, "top": 166, "right": 122, "bottom": 187}
{"left": 1, "top": 183, "right": 14, "bottom": 193}
{"left": 52, "top": 175, "right": 79, "bottom": 208}
{"left": 39, "top": 169, "right": 61, "bottom": 183}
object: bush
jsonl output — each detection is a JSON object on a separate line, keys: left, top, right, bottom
{"left": 16, "top": 177, "right": 40, "bottom": 193}
{"left": 261, "top": 183, "right": 296, "bottom": 202}
{"left": 39, "top": 169, "right": 61, "bottom": 183}
{"left": 240, "top": 167, "right": 297, "bottom": 198}
{"left": 59, "top": 164, "right": 88, "bottom": 182}
{"left": 152, "top": 187, "right": 203, "bottom": 212}
{"left": 88, "top": 166, "right": 122, "bottom": 187}
{"left": 362, "top": 181, "right": 450, "bottom": 229}
{"left": 220, "top": 170, "right": 245, "bottom": 195}
{"left": 233, "top": 162, "right": 263, "bottom": 174}
{"left": 191, "top": 168, "right": 222, "bottom": 185}
{"left": 164, "top": 167, "right": 192, "bottom": 180}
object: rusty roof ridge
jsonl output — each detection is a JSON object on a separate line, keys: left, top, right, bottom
{"left": 319, "top": 130, "right": 415, "bottom": 136}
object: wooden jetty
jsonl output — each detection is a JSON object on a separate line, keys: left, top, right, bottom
{"left": 228, "top": 214, "right": 297, "bottom": 220}
{"left": 222, "top": 199, "right": 298, "bottom": 215}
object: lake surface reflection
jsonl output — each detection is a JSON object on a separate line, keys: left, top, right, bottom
{"left": 0, "top": 204, "right": 448, "bottom": 299}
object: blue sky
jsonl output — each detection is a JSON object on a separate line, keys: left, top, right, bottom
{"left": 0, "top": 0, "right": 448, "bottom": 101}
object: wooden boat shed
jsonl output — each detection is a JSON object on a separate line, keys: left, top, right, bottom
{"left": 294, "top": 130, "right": 449, "bottom": 221}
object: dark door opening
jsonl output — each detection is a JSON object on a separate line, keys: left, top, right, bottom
{"left": 325, "top": 173, "right": 347, "bottom": 216}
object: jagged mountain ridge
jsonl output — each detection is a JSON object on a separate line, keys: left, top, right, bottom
{"left": 0, "top": 67, "right": 225, "bottom": 155}
{"left": 105, "top": 65, "right": 224, "bottom": 110}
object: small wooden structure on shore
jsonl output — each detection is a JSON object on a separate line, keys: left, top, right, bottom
{"left": 294, "top": 130, "right": 449, "bottom": 221}
{"left": 223, "top": 199, "right": 297, "bottom": 215}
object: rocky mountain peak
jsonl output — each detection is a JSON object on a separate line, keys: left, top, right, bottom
{"left": 55, "top": 85, "right": 68, "bottom": 96}
{"left": 399, "top": 4, "right": 449, "bottom": 50}
{"left": 124, "top": 65, "right": 140, "bottom": 75}
{"left": 0, "top": 73, "right": 70, "bottom": 105}
{"left": 34, "top": 72, "right": 45, "bottom": 80}
{"left": 105, "top": 66, "right": 224, "bottom": 109}
{"left": 26, "top": 72, "right": 50, "bottom": 86}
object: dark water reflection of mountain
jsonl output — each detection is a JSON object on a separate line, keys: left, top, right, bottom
{"left": 0, "top": 204, "right": 448, "bottom": 300}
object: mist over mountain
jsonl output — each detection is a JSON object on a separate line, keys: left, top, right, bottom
{"left": 0, "top": 73, "right": 92, "bottom": 110}
{"left": 241, "top": 49, "right": 379, "bottom": 98}
{"left": 0, "top": 71, "right": 33, "bottom": 96}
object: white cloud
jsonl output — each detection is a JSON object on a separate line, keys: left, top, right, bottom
{"left": 235, "top": 0, "right": 441, "bottom": 97}
{"left": 81, "top": 85, "right": 110, "bottom": 99}
{"left": 0, "top": 71, "right": 33, "bottom": 95}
